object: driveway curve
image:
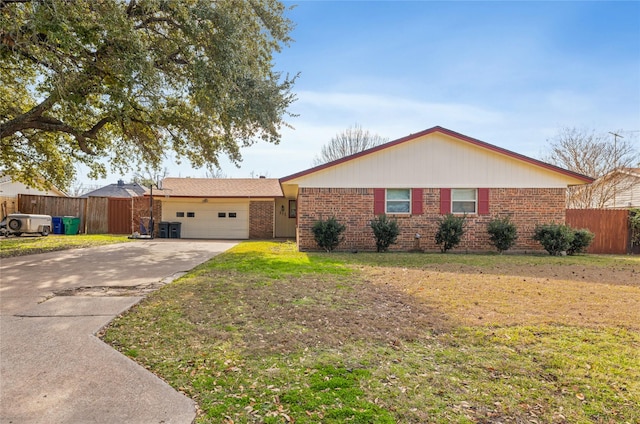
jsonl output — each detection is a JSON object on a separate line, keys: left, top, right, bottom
{"left": 0, "top": 239, "right": 237, "bottom": 424}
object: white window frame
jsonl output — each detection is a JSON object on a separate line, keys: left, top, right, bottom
{"left": 386, "top": 189, "right": 411, "bottom": 214}
{"left": 451, "top": 189, "right": 477, "bottom": 214}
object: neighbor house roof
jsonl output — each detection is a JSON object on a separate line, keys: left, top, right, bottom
{"left": 281, "top": 126, "right": 594, "bottom": 184}
{"left": 80, "top": 181, "right": 148, "bottom": 198}
{"left": 158, "top": 178, "right": 283, "bottom": 198}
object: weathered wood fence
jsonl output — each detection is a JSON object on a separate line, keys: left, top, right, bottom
{"left": 1, "top": 196, "right": 18, "bottom": 220}
{"left": 17, "top": 194, "right": 156, "bottom": 235}
{"left": 566, "top": 209, "right": 633, "bottom": 254}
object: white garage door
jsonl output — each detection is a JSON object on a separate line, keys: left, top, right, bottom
{"left": 163, "top": 201, "right": 249, "bottom": 239}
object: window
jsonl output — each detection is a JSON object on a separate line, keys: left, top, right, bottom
{"left": 386, "top": 189, "right": 411, "bottom": 213}
{"left": 289, "top": 200, "right": 297, "bottom": 218}
{"left": 187, "top": 212, "right": 195, "bottom": 218}
{"left": 452, "top": 189, "right": 477, "bottom": 213}
{"left": 218, "top": 212, "right": 226, "bottom": 218}
{"left": 176, "top": 212, "right": 185, "bottom": 218}
{"left": 229, "top": 212, "right": 237, "bottom": 218}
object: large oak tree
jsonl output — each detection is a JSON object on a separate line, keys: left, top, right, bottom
{"left": 0, "top": 0, "right": 296, "bottom": 189}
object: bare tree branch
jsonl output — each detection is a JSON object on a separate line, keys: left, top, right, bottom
{"left": 313, "top": 123, "right": 388, "bottom": 166}
{"left": 544, "top": 127, "right": 639, "bottom": 208}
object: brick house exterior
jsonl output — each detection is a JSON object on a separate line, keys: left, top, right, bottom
{"left": 249, "top": 200, "right": 275, "bottom": 239}
{"left": 282, "top": 127, "right": 593, "bottom": 252}
{"left": 296, "top": 187, "right": 566, "bottom": 252}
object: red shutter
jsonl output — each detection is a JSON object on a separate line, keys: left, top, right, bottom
{"left": 374, "top": 188, "right": 385, "bottom": 215}
{"left": 478, "top": 188, "right": 490, "bottom": 215}
{"left": 440, "top": 188, "right": 451, "bottom": 214}
{"left": 411, "top": 188, "right": 423, "bottom": 215}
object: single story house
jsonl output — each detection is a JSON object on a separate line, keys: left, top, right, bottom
{"left": 280, "top": 126, "right": 594, "bottom": 252}
{"left": 156, "top": 177, "right": 296, "bottom": 239}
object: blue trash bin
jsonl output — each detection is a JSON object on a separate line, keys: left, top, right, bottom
{"left": 52, "top": 217, "right": 64, "bottom": 234}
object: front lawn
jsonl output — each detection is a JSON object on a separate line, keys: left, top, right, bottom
{"left": 103, "top": 241, "right": 640, "bottom": 423}
{"left": 0, "top": 234, "right": 132, "bottom": 258}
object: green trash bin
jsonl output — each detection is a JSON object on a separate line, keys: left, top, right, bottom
{"left": 62, "top": 216, "right": 80, "bottom": 235}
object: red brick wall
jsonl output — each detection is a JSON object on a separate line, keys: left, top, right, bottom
{"left": 297, "top": 187, "right": 566, "bottom": 252}
{"left": 249, "top": 200, "right": 274, "bottom": 239}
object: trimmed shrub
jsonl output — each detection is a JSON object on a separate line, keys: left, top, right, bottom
{"left": 487, "top": 216, "right": 518, "bottom": 253}
{"left": 370, "top": 214, "right": 400, "bottom": 252}
{"left": 435, "top": 214, "right": 465, "bottom": 253}
{"left": 630, "top": 208, "right": 640, "bottom": 247}
{"left": 533, "top": 224, "right": 574, "bottom": 256}
{"left": 312, "top": 216, "right": 346, "bottom": 252}
{"left": 567, "top": 228, "right": 595, "bottom": 255}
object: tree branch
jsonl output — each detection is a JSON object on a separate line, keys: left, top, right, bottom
{"left": 135, "top": 16, "right": 181, "bottom": 30}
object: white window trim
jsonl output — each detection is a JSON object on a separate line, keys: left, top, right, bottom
{"left": 451, "top": 188, "right": 478, "bottom": 214}
{"left": 385, "top": 188, "right": 411, "bottom": 214}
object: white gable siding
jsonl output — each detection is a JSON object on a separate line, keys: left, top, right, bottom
{"left": 603, "top": 175, "right": 640, "bottom": 208}
{"left": 0, "top": 181, "right": 65, "bottom": 197}
{"left": 286, "top": 133, "right": 584, "bottom": 189}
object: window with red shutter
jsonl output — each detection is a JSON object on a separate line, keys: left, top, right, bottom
{"left": 411, "top": 188, "right": 423, "bottom": 215}
{"left": 478, "top": 188, "right": 490, "bottom": 215}
{"left": 440, "top": 188, "right": 451, "bottom": 214}
{"left": 373, "top": 188, "right": 385, "bottom": 215}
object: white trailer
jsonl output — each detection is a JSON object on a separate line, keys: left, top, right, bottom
{"left": 3, "top": 213, "right": 52, "bottom": 237}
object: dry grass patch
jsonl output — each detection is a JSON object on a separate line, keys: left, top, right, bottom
{"left": 364, "top": 265, "right": 640, "bottom": 329}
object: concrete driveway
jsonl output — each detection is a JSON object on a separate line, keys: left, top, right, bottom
{"left": 0, "top": 239, "right": 238, "bottom": 424}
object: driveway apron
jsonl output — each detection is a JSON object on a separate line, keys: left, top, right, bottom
{"left": 0, "top": 239, "right": 237, "bottom": 424}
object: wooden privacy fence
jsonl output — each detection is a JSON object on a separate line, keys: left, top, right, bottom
{"left": 18, "top": 194, "right": 155, "bottom": 235}
{"left": 566, "top": 209, "right": 631, "bottom": 254}
{"left": 18, "top": 195, "right": 87, "bottom": 233}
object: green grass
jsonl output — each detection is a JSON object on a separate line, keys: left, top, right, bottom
{"left": 327, "top": 250, "right": 640, "bottom": 269}
{"left": 103, "top": 241, "right": 640, "bottom": 423}
{"left": 0, "top": 234, "right": 133, "bottom": 258}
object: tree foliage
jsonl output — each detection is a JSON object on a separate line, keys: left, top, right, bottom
{"left": 543, "top": 127, "right": 639, "bottom": 208}
{"left": 0, "top": 0, "right": 297, "bottom": 190}
{"left": 312, "top": 123, "right": 388, "bottom": 166}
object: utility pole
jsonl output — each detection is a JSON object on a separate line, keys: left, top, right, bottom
{"left": 608, "top": 132, "right": 624, "bottom": 207}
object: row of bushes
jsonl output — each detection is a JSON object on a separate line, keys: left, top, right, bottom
{"left": 312, "top": 214, "right": 594, "bottom": 255}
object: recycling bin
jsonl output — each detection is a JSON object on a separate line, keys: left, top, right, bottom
{"left": 52, "top": 217, "right": 64, "bottom": 234}
{"left": 62, "top": 216, "right": 80, "bottom": 235}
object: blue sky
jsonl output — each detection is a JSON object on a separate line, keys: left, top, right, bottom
{"left": 79, "top": 0, "right": 640, "bottom": 187}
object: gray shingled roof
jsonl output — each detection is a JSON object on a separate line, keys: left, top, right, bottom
{"left": 81, "top": 181, "right": 148, "bottom": 198}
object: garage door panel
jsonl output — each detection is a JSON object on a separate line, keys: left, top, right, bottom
{"left": 162, "top": 201, "right": 249, "bottom": 239}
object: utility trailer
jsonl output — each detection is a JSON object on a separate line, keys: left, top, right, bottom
{"left": 1, "top": 213, "right": 52, "bottom": 237}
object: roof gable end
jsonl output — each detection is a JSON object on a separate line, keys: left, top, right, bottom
{"left": 281, "top": 126, "right": 593, "bottom": 185}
